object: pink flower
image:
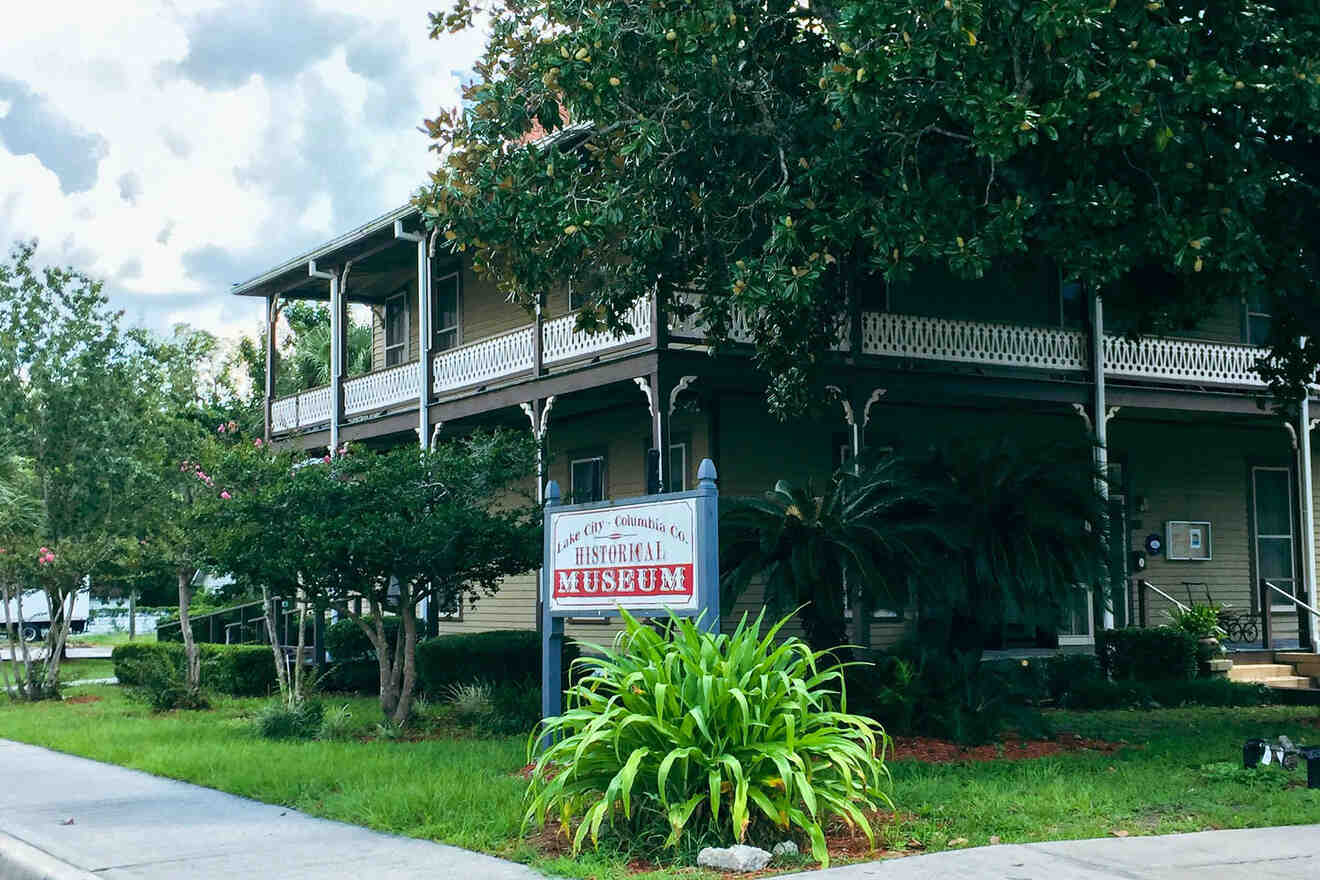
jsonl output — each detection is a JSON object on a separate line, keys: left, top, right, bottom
{"left": 323, "top": 455, "right": 331, "bottom": 463}
{"left": 217, "top": 424, "right": 226, "bottom": 433}
{"left": 220, "top": 491, "right": 231, "bottom": 500}
{"left": 253, "top": 438, "right": 263, "bottom": 448}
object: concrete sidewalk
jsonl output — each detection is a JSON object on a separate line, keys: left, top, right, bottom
{"left": 0, "top": 740, "right": 542, "bottom": 879}
{"left": 781, "top": 824, "right": 1320, "bottom": 879}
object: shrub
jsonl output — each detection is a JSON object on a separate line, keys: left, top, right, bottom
{"left": 318, "top": 703, "right": 357, "bottom": 740}
{"left": 319, "top": 660, "right": 379, "bottom": 694}
{"left": 112, "top": 642, "right": 277, "bottom": 697}
{"left": 118, "top": 649, "right": 210, "bottom": 712}
{"left": 444, "top": 681, "right": 494, "bottom": 726}
{"left": 1062, "top": 677, "right": 1273, "bottom": 710}
{"left": 487, "top": 683, "right": 542, "bottom": 736}
{"left": 524, "top": 610, "right": 889, "bottom": 867}
{"left": 324, "top": 615, "right": 419, "bottom": 661}
{"left": 256, "top": 699, "right": 325, "bottom": 739}
{"left": 203, "top": 644, "right": 279, "bottom": 697}
{"left": 1097, "top": 628, "right": 1198, "bottom": 682}
{"left": 416, "top": 629, "right": 569, "bottom": 692}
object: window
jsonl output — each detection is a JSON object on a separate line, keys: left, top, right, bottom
{"left": 669, "top": 442, "right": 687, "bottom": 492}
{"left": 568, "top": 282, "right": 591, "bottom": 311}
{"left": 1058, "top": 279, "right": 1087, "bottom": 328}
{"left": 384, "top": 292, "right": 408, "bottom": 367}
{"left": 433, "top": 271, "right": 460, "bottom": 351}
{"left": 1245, "top": 293, "right": 1272, "bottom": 347}
{"left": 1252, "top": 466, "right": 1297, "bottom": 611}
{"left": 570, "top": 456, "right": 605, "bottom": 504}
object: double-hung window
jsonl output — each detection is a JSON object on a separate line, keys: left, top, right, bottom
{"left": 1252, "top": 466, "right": 1297, "bottom": 611}
{"left": 1245, "top": 293, "right": 1272, "bottom": 347}
{"left": 433, "top": 271, "right": 460, "bottom": 351}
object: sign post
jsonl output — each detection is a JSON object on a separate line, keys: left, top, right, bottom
{"left": 541, "top": 458, "right": 719, "bottom": 727}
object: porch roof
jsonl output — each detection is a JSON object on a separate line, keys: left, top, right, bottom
{"left": 229, "top": 203, "right": 422, "bottom": 303}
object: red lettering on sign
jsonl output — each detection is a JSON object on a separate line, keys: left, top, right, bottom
{"left": 552, "top": 564, "right": 694, "bottom": 599}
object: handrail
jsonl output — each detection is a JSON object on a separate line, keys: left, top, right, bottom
{"left": 1265, "top": 580, "right": 1320, "bottom": 621}
{"left": 1138, "top": 579, "right": 1191, "bottom": 613}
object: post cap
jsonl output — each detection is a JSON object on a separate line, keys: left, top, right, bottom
{"left": 697, "top": 458, "right": 717, "bottom": 484}
{"left": 545, "top": 479, "right": 561, "bottom": 505}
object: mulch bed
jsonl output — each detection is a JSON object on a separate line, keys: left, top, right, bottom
{"left": 63, "top": 695, "right": 102, "bottom": 705}
{"left": 890, "top": 733, "right": 1123, "bottom": 763}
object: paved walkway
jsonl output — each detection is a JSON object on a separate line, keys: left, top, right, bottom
{"left": 0, "top": 740, "right": 541, "bottom": 879}
{"left": 1, "top": 647, "right": 113, "bottom": 661}
{"left": 782, "top": 824, "right": 1320, "bottom": 879}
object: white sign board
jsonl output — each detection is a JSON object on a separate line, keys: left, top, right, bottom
{"left": 547, "top": 497, "right": 699, "bottom": 613}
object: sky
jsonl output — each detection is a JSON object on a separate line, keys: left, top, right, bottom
{"left": 0, "top": 1, "right": 483, "bottom": 346}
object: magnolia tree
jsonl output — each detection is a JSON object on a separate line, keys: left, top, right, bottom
{"left": 424, "top": 0, "right": 1320, "bottom": 413}
{"left": 206, "top": 432, "right": 541, "bottom": 724}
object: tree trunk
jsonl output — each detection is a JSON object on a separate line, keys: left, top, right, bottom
{"left": 41, "top": 586, "right": 78, "bottom": 696}
{"left": 389, "top": 607, "right": 420, "bottom": 727}
{"left": 128, "top": 590, "right": 136, "bottom": 641}
{"left": 260, "top": 585, "right": 290, "bottom": 701}
{"left": 177, "top": 567, "right": 200, "bottom": 693}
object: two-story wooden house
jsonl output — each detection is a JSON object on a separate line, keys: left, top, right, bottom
{"left": 231, "top": 202, "right": 1319, "bottom": 667}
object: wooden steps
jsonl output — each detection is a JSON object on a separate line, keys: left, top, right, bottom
{"left": 1230, "top": 653, "right": 1320, "bottom": 692}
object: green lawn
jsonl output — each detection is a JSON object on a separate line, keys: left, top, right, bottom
{"left": 0, "top": 687, "right": 1318, "bottom": 878}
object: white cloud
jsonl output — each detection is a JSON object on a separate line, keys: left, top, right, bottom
{"left": 0, "top": 0, "right": 486, "bottom": 343}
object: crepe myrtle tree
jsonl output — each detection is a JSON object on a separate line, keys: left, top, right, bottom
{"left": 0, "top": 537, "right": 119, "bottom": 700}
{"left": 423, "top": 0, "right": 1320, "bottom": 416}
{"left": 207, "top": 432, "right": 541, "bottom": 724}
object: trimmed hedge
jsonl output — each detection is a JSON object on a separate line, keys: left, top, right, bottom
{"left": 324, "top": 615, "right": 419, "bottom": 661}
{"left": 1062, "top": 677, "right": 1274, "bottom": 710}
{"left": 1097, "top": 627, "right": 1198, "bottom": 682}
{"left": 112, "top": 642, "right": 278, "bottom": 697}
{"left": 416, "top": 629, "right": 562, "bottom": 692}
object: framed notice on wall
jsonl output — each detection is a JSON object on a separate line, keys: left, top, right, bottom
{"left": 1166, "top": 521, "right": 1212, "bottom": 561}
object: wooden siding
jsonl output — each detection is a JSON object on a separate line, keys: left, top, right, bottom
{"left": 1110, "top": 418, "right": 1298, "bottom": 640}
{"left": 439, "top": 390, "right": 1308, "bottom": 647}
{"left": 1168, "top": 297, "right": 1244, "bottom": 344}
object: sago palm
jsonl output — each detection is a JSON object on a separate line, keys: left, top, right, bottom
{"left": 912, "top": 438, "right": 1108, "bottom": 662}
{"left": 720, "top": 453, "right": 949, "bottom": 651}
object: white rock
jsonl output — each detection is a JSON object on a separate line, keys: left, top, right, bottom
{"left": 697, "top": 844, "right": 773, "bottom": 872}
{"left": 772, "top": 840, "right": 799, "bottom": 857}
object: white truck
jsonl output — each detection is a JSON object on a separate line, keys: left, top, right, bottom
{"left": 2, "top": 588, "right": 90, "bottom": 642}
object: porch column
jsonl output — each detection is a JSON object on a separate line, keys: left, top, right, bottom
{"left": 826, "top": 385, "right": 886, "bottom": 653}
{"left": 1089, "top": 291, "right": 1115, "bottom": 631}
{"left": 395, "top": 221, "right": 435, "bottom": 449}
{"left": 522, "top": 397, "right": 556, "bottom": 637}
{"left": 637, "top": 372, "right": 672, "bottom": 493}
{"left": 308, "top": 261, "right": 342, "bottom": 454}
{"left": 535, "top": 293, "right": 547, "bottom": 377}
{"left": 263, "top": 294, "right": 279, "bottom": 446}
{"left": 1299, "top": 390, "right": 1317, "bottom": 650}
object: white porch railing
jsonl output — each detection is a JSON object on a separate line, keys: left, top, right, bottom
{"left": 272, "top": 302, "right": 1270, "bottom": 435}
{"left": 1105, "top": 335, "right": 1266, "bottom": 387}
{"left": 543, "top": 298, "right": 652, "bottom": 365}
{"left": 433, "top": 325, "right": 536, "bottom": 394}
{"left": 861, "top": 312, "right": 1089, "bottom": 370}
{"left": 344, "top": 361, "right": 420, "bottom": 416}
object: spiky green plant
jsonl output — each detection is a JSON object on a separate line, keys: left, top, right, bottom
{"left": 523, "top": 609, "right": 890, "bottom": 866}
{"left": 720, "top": 452, "right": 950, "bottom": 650}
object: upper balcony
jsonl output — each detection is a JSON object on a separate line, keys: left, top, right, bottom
{"left": 268, "top": 298, "right": 1269, "bottom": 436}
{"left": 232, "top": 205, "right": 1275, "bottom": 440}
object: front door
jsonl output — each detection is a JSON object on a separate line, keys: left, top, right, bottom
{"left": 1108, "top": 495, "right": 1131, "bottom": 628}
{"left": 1251, "top": 466, "right": 1299, "bottom": 641}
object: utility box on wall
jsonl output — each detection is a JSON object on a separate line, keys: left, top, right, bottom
{"left": 1166, "top": 521, "right": 1212, "bottom": 561}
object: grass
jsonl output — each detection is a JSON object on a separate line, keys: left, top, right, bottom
{"left": 69, "top": 632, "right": 137, "bottom": 647}
{"left": 0, "top": 686, "right": 1318, "bottom": 878}
{"left": 0, "top": 657, "right": 116, "bottom": 683}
